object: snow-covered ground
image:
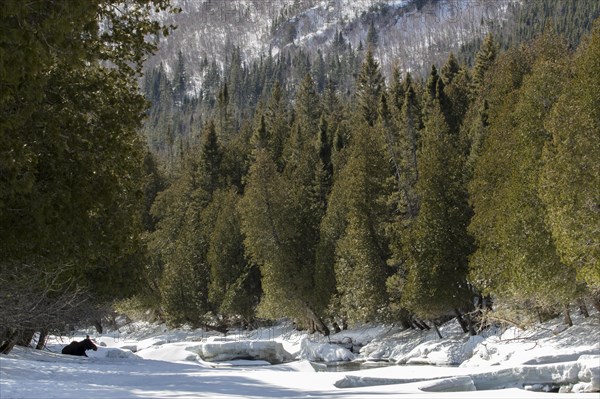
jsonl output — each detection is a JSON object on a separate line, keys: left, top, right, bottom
{"left": 1, "top": 310, "right": 598, "bottom": 398}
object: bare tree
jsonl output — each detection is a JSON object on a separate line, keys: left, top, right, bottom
{"left": 0, "top": 260, "right": 94, "bottom": 354}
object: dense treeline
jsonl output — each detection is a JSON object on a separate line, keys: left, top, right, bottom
{"left": 459, "top": 0, "right": 600, "bottom": 65}
{"left": 140, "top": 20, "right": 600, "bottom": 333}
{"left": 1, "top": 1, "right": 598, "bottom": 354}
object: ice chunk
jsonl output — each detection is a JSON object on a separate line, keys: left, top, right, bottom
{"left": 197, "top": 340, "right": 293, "bottom": 364}
{"left": 298, "top": 338, "right": 355, "bottom": 362}
{"left": 417, "top": 376, "right": 477, "bottom": 392}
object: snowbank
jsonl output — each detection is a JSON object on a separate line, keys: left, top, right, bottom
{"left": 297, "top": 337, "right": 355, "bottom": 362}
{"left": 334, "top": 355, "right": 599, "bottom": 393}
{"left": 2, "top": 309, "right": 599, "bottom": 398}
{"left": 196, "top": 337, "right": 293, "bottom": 364}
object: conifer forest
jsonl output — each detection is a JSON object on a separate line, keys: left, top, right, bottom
{"left": 1, "top": 0, "right": 599, "bottom": 350}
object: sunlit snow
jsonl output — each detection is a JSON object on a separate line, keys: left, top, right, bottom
{"left": 1, "top": 311, "right": 598, "bottom": 398}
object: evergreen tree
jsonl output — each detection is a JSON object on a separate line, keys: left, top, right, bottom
{"left": 151, "top": 121, "right": 224, "bottom": 326}
{"left": 385, "top": 75, "right": 422, "bottom": 322}
{"left": 0, "top": 0, "right": 176, "bottom": 351}
{"left": 401, "top": 100, "right": 472, "bottom": 321}
{"left": 366, "top": 20, "right": 379, "bottom": 49}
{"left": 207, "top": 188, "right": 260, "bottom": 321}
{"left": 469, "top": 33, "right": 577, "bottom": 314}
{"left": 540, "top": 22, "right": 600, "bottom": 291}
{"left": 173, "top": 50, "right": 187, "bottom": 105}
{"left": 240, "top": 149, "right": 328, "bottom": 334}
{"left": 356, "top": 48, "right": 385, "bottom": 127}
{"left": 331, "top": 117, "right": 392, "bottom": 323}
{"left": 471, "top": 34, "right": 498, "bottom": 96}
{"left": 440, "top": 53, "right": 471, "bottom": 134}
{"left": 389, "top": 67, "right": 406, "bottom": 112}
{"left": 264, "top": 81, "right": 289, "bottom": 170}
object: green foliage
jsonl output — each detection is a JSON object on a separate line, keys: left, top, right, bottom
{"left": 149, "top": 122, "right": 226, "bottom": 326}
{"left": 207, "top": 188, "right": 260, "bottom": 320}
{"left": 82, "top": 11, "right": 600, "bottom": 330}
{"left": 356, "top": 49, "right": 385, "bottom": 127}
{"left": 0, "top": 0, "right": 176, "bottom": 340}
{"left": 331, "top": 117, "right": 392, "bottom": 323}
{"left": 540, "top": 21, "right": 600, "bottom": 289}
{"left": 401, "top": 102, "right": 472, "bottom": 319}
{"left": 240, "top": 149, "right": 313, "bottom": 320}
{"left": 0, "top": 0, "right": 175, "bottom": 289}
{"left": 468, "top": 33, "right": 578, "bottom": 310}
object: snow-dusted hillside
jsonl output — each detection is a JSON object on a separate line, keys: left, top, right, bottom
{"left": 147, "top": 0, "right": 518, "bottom": 86}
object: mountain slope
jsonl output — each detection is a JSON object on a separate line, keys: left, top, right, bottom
{"left": 147, "top": 0, "right": 517, "bottom": 86}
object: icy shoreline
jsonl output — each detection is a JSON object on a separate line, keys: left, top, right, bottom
{"left": 1, "top": 311, "right": 599, "bottom": 398}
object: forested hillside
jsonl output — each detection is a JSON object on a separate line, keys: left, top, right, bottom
{"left": 1, "top": 0, "right": 599, "bottom": 352}
{"left": 140, "top": 11, "right": 600, "bottom": 333}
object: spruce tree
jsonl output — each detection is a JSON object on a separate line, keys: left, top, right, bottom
{"left": 151, "top": 121, "right": 224, "bottom": 326}
{"left": 356, "top": 48, "right": 385, "bottom": 127}
{"left": 264, "top": 81, "right": 289, "bottom": 170}
{"left": 471, "top": 34, "right": 498, "bottom": 96}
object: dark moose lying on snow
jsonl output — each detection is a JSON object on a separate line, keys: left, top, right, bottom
{"left": 61, "top": 335, "right": 98, "bottom": 357}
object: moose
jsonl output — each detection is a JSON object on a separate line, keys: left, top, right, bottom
{"left": 61, "top": 335, "right": 98, "bottom": 357}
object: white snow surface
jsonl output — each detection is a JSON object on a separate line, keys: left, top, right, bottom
{"left": 1, "top": 312, "right": 599, "bottom": 398}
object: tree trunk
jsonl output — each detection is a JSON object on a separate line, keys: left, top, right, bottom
{"left": 454, "top": 308, "right": 469, "bottom": 334}
{"left": 331, "top": 319, "right": 341, "bottom": 334}
{"left": 413, "top": 319, "right": 430, "bottom": 330}
{"left": 577, "top": 298, "right": 589, "bottom": 318}
{"left": 16, "top": 329, "right": 35, "bottom": 347}
{"left": 431, "top": 321, "right": 443, "bottom": 339}
{"left": 483, "top": 295, "right": 493, "bottom": 311}
{"left": 464, "top": 313, "right": 477, "bottom": 336}
{"left": 304, "top": 304, "right": 330, "bottom": 336}
{"left": 94, "top": 320, "right": 103, "bottom": 334}
{"left": 36, "top": 330, "right": 48, "bottom": 350}
{"left": 563, "top": 304, "right": 573, "bottom": 327}
{"left": 0, "top": 329, "right": 19, "bottom": 355}
{"left": 399, "top": 318, "right": 413, "bottom": 330}
{"left": 410, "top": 320, "right": 424, "bottom": 330}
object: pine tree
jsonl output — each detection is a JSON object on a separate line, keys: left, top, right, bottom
{"left": 389, "top": 67, "right": 406, "bottom": 112}
{"left": 264, "top": 81, "right": 289, "bottom": 170}
{"left": 471, "top": 34, "right": 498, "bottom": 96}
{"left": 366, "top": 20, "right": 379, "bottom": 49}
{"left": 385, "top": 75, "right": 422, "bottom": 321}
{"left": 151, "top": 121, "right": 224, "bottom": 326}
{"left": 440, "top": 53, "right": 471, "bottom": 134}
{"left": 173, "top": 50, "right": 187, "bottom": 106}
